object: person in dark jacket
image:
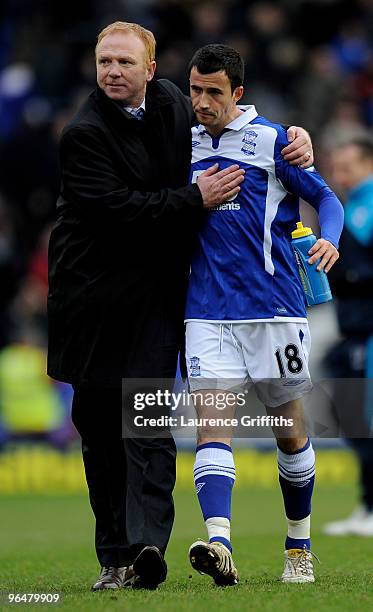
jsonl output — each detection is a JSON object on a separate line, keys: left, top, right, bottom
{"left": 47, "top": 21, "right": 314, "bottom": 590}
{"left": 323, "top": 139, "right": 373, "bottom": 537}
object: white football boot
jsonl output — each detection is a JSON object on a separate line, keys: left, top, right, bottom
{"left": 281, "top": 546, "right": 319, "bottom": 583}
{"left": 189, "top": 540, "right": 239, "bottom": 586}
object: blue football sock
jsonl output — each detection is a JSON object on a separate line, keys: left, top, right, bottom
{"left": 277, "top": 438, "right": 315, "bottom": 551}
{"left": 194, "top": 442, "right": 235, "bottom": 552}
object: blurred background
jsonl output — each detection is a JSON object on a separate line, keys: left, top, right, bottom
{"left": 0, "top": 0, "right": 372, "bottom": 498}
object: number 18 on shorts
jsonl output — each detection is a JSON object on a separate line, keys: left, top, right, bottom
{"left": 185, "top": 321, "right": 312, "bottom": 407}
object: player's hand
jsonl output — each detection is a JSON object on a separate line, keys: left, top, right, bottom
{"left": 197, "top": 163, "right": 245, "bottom": 209}
{"left": 308, "top": 238, "right": 339, "bottom": 273}
{"left": 282, "top": 126, "right": 314, "bottom": 168}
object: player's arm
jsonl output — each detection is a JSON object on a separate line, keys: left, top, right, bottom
{"left": 274, "top": 131, "right": 344, "bottom": 273}
{"left": 281, "top": 126, "right": 314, "bottom": 168}
{"left": 306, "top": 193, "right": 342, "bottom": 272}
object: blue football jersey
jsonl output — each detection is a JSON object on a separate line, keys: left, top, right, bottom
{"left": 185, "top": 105, "right": 336, "bottom": 322}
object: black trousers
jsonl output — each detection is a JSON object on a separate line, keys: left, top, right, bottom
{"left": 325, "top": 337, "right": 373, "bottom": 511}
{"left": 72, "top": 385, "right": 177, "bottom": 567}
{"left": 348, "top": 438, "right": 373, "bottom": 511}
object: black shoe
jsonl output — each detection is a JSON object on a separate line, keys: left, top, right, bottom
{"left": 91, "top": 566, "right": 127, "bottom": 591}
{"left": 123, "top": 546, "right": 167, "bottom": 589}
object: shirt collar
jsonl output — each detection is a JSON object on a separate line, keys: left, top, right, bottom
{"left": 196, "top": 105, "right": 258, "bottom": 135}
{"left": 124, "top": 98, "right": 146, "bottom": 114}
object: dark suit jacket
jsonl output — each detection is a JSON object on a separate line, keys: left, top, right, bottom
{"left": 47, "top": 79, "right": 203, "bottom": 386}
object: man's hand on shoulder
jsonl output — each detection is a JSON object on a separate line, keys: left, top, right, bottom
{"left": 308, "top": 238, "right": 339, "bottom": 273}
{"left": 282, "top": 126, "right": 314, "bottom": 168}
{"left": 197, "top": 164, "right": 245, "bottom": 209}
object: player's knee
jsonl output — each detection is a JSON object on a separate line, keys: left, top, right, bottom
{"left": 197, "top": 433, "right": 220, "bottom": 446}
{"left": 277, "top": 436, "right": 308, "bottom": 454}
{"left": 197, "top": 430, "right": 231, "bottom": 446}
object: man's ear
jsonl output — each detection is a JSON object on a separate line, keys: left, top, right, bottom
{"left": 147, "top": 60, "right": 156, "bottom": 82}
{"left": 233, "top": 85, "right": 244, "bottom": 103}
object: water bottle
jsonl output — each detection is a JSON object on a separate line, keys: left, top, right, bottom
{"left": 291, "top": 221, "right": 332, "bottom": 306}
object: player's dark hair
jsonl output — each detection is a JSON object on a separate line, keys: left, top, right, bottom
{"left": 188, "top": 44, "right": 244, "bottom": 92}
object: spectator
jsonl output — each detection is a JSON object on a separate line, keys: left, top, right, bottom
{"left": 323, "top": 138, "right": 373, "bottom": 536}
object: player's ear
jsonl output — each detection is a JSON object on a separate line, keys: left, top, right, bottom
{"left": 233, "top": 85, "right": 244, "bottom": 103}
{"left": 146, "top": 60, "right": 156, "bottom": 82}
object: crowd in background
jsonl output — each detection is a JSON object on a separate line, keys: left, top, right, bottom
{"left": 0, "top": 0, "right": 373, "bottom": 444}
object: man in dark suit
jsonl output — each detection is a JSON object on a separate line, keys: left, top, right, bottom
{"left": 47, "top": 21, "right": 314, "bottom": 590}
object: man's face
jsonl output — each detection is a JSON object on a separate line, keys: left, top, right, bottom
{"left": 189, "top": 66, "right": 243, "bottom": 135}
{"left": 331, "top": 144, "right": 373, "bottom": 193}
{"left": 96, "top": 31, "right": 156, "bottom": 106}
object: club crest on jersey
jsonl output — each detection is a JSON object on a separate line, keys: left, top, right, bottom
{"left": 241, "top": 130, "right": 258, "bottom": 156}
{"left": 189, "top": 356, "right": 201, "bottom": 377}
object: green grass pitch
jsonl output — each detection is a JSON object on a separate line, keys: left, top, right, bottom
{"left": 1, "top": 483, "right": 373, "bottom": 611}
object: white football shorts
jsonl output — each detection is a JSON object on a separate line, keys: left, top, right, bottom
{"left": 185, "top": 321, "right": 312, "bottom": 407}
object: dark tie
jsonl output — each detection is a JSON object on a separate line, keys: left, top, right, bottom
{"left": 134, "top": 108, "right": 145, "bottom": 120}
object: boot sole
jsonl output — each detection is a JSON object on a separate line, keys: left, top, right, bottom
{"left": 189, "top": 543, "right": 238, "bottom": 586}
{"left": 132, "top": 546, "right": 167, "bottom": 588}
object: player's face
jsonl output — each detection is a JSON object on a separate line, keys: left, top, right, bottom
{"left": 96, "top": 31, "right": 156, "bottom": 106}
{"left": 190, "top": 67, "right": 244, "bottom": 135}
{"left": 331, "top": 145, "right": 373, "bottom": 192}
